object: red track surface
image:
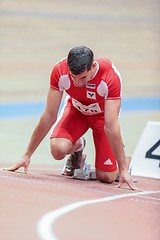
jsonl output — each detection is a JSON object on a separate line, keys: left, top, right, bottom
{"left": 1, "top": 163, "right": 160, "bottom": 240}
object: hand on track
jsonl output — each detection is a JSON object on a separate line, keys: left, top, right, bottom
{"left": 116, "top": 171, "right": 142, "bottom": 191}
{"left": 3, "top": 156, "right": 30, "bottom": 174}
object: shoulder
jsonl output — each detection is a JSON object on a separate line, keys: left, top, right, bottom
{"left": 95, "top": 58, "right": 112, "bottom": 77}
{"left": 50, "top": 57, "right": 71, "bottom": 91}
{"left": 96, "top": 58, "right": 121, "bottom": 80}
{"left": 96, "top": 58, "right": 111, "bottom": 68}
{"left": 52, "top": 57, "right": 68, "bottom": 73}
{"left": 50, "top": 57, "right": 69, "bottom": 81}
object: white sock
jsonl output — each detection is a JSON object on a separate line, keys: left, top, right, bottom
{"left": 75, "top": 137, "right": 85, "bottom": 152}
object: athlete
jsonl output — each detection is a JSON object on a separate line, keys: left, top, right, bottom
{"left": 5, "top": 46, "right": 140, "bottom": 191}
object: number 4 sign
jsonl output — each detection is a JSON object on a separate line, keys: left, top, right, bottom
{"left": 130, "top": 121, "right": 160, "bottom": 179}
{"left": 146, "top": 139, "right": 160, "bottom": 166}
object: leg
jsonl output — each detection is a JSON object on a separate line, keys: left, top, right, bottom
{"left": 96, "top": 169, "right": 118, "bottom": 183}
{"left": 96, "top": 156, "right": 132, "bottom": 183}
{"left": 50, "top": 137, "right": 84, "bottom": 160}
{"left": 95, "top": 146, "right": 131, "bottom": 183}
{"left": 50, "top": 102, "right": 89, "bottom": 165}
{"left": 91, "top": 116, "right": 118, "bottom": 183}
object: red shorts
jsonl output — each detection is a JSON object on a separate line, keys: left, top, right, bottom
{"left": 51, "top": 100, "right": 117, "bottom": 172}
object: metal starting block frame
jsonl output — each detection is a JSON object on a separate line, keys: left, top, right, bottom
{"left": 73, "top": 161, "right": 97, "bottom": 180}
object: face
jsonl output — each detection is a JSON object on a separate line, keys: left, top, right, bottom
{"left": 70, "top": 70, "right": 92, "bottom": 87}
{"left": 69, "top": 63, "right": 96, "bottom": 88}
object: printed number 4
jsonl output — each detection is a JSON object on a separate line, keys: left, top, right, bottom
{"left": 145, "top": 139, "right": 160, "bottom": 167}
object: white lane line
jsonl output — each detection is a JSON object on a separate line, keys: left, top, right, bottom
{"left": 138, "top": 195, "right": 160, "bottom": 201}
{"left": 37, "top": 190, "right": 160, "bottom": 240}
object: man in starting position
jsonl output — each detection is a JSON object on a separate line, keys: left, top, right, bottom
{"left": 6, "top": 46, "right": 139, "bottom": 191}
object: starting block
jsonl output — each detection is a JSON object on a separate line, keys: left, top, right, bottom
{"left": 73, "top": 161, "right": 97, "bottom": 180}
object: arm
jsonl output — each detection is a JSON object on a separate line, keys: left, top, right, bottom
{"left": 5, "top": 87, "right": 63, "bottom": 173}
{"left": 104, "top": 99, "right": 127, "bottom": 172}
{"left": 104, "top": 99, "right": 140, "bottom": 191}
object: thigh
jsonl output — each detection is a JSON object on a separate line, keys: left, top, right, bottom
{"left": 91, "top": 116, "right": 117, "bottom": 172}
{"left": 50, "top": 103, "right": 89, "bottom": 144}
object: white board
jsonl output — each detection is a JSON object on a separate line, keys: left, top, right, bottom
{"left": 130, "top": 121, "right": 160, "bottom": 179}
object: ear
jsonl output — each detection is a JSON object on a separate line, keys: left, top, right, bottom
{"left": 92, "top": 61, "right": 96, "bottom": 69}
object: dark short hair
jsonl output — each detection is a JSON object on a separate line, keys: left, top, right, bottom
{"left": 67, "top": 46, "right": 94, "bottom": 75}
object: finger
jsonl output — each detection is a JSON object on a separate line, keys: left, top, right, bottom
{"left": 115, "top": 178, "right": 142, "bottom": 191}
{"left": 127, "top": 180, "right": 142, "bottom": 192}
{"left": 115, "top": 179, "right": 124, "bottom": 188}
{"left": 3, "top": 165, "right": 21, "bottom": 172}
{"left": 24, "top": 164, "right": 29, "bottom": 174}
{"left": 3, "top": 161, "right": 26, "bottom": 172}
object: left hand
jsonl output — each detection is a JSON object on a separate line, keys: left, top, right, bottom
{"left": 116, "top": 171, "right": 142, "bottom": 191}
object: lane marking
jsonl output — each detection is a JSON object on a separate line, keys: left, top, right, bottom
{"left": 137, "top": 195, "right": 160, "bottom": 201}
{"left": 1, "top": 97, "right": 160, "bottom": 118}
{"left": 1, "top": 10, "right": 159, "bottom": 24}
{"left": 37, "top": 190, "right": 160, "bottom": 240}
{"left": 129, "top": 198, "right": 160, "bottom": 205}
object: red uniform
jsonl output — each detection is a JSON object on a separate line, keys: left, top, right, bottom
{"left": 50, "top": 58, "right": 122, "bottom": 172}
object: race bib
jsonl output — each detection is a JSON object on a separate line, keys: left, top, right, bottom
{"left": 72, "top": 98, "right": 102, "bottom": 115}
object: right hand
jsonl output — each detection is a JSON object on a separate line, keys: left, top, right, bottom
{"left": 3, "top": 155, "right": 31, "bottom": 174}
{"left": 116, "top": 170, "right": 142, "bottom": 191}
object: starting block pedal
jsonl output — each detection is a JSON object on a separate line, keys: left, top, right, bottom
{"left": 73, "top": 162, "right": 97, "bottom": 180}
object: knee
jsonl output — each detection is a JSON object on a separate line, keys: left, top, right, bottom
{"left": 97, "top": 175, "right": 114, "bottom": 184}
{"left": 50, "top": 138, "right": 71, "bottom": 160}
{"left": 96, "top": 170, "right": 117, "bottom": 184}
